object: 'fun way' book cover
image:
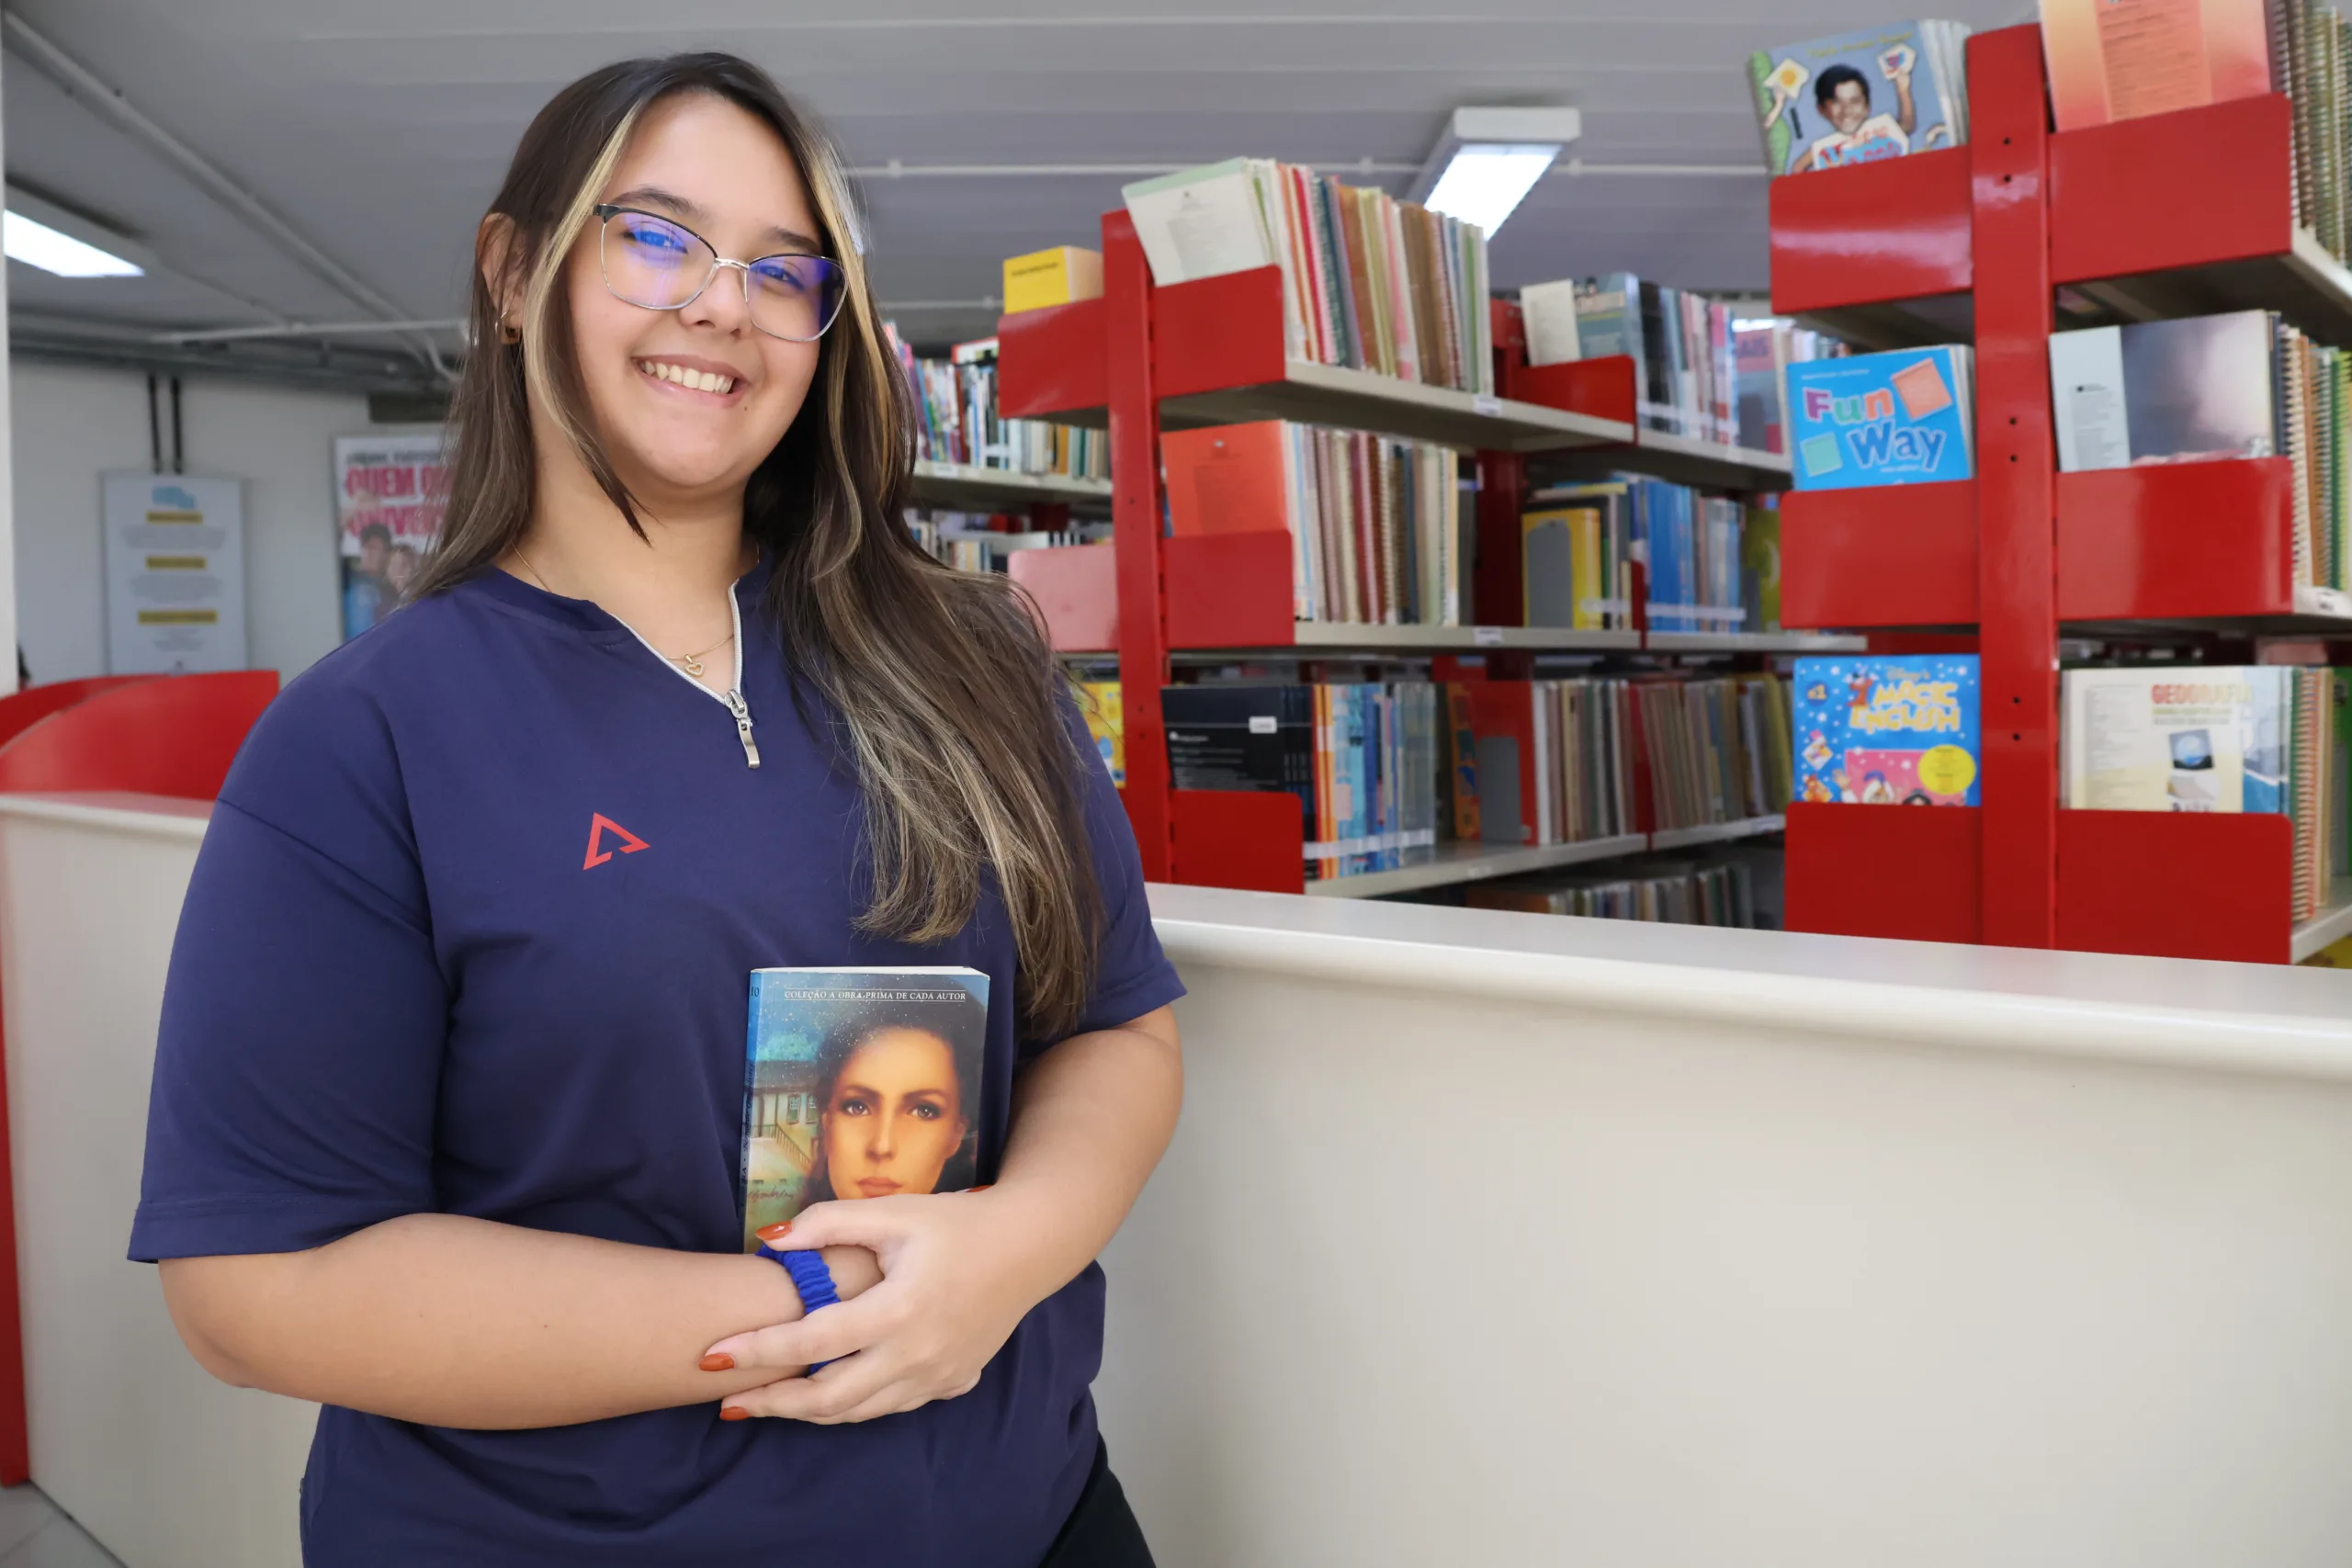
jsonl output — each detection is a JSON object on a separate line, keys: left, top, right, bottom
{"left": 1793, "top": 656, "right": 1982, "bottom": 806}
{"left": 1786, "top": 346, "right": 1975, "bottom": 489}
{"left": 740, "top": 967, "right": 989, "bottom": 1252}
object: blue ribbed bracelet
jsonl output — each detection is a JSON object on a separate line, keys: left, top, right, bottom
{"left": 757, "top": 1243, "right": 839, "bottom": 1370}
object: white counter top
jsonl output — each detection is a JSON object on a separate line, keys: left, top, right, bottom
{"left": 0, "top": 792, "right": 211, "bottom": 842}
{"left": 7, "top": 792, "right": 2345, "bottom": 1085}
{"left": 1148, "top": 882, "right": 2352, "bottom": 1084}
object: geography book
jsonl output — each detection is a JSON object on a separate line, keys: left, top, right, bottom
{"left": 1792, "top": 656, "right": 1982, "bottom": 806}
{"left": 2060, "top": 666, "right": 2291, "bottom": 813}
{"left": 1786, "top": 346, "right": 1976, "bottom": 489}
{"left": 740, "top": 968, "right": 989, "bottom": 1252}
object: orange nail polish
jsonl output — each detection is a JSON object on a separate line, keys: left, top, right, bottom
{"left": 718, "top": 1406, "right": 750, "bottom": 1422}
{"left": 756, "top": 1222, "right": 793, "bottom": 1241}
{"left": 699, "top": 1353, "right": 735, "bottom": 1372}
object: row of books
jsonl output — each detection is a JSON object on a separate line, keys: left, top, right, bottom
{"left": 907, "top": 515, "right": 1104, "bottom": 574}
{"left": 888, "top": 329, "right": 1109, "bottom": 481}
{"left": 1121, "top": 159, "right": 1496, "bottom": 396}
{"left": 1468, "top": 857, "right": 1760, "bottom": 928}
{"left": 1160, "top": 682, "right": 1442, "bottom": 879}
{"left": 1747, "top": 19, "right": 1974, "bottom": 177}
{"left": 1517, "top": 279, "right": 1847, "bottom": 452}
{"left": 2280, "top": 0, "right": 2352, "bottom": 267}
{"left": 1788, "top": 345, "right": 1975, "bottom": 489}
{"left": 1159, "top": 673, "right": 1794, "bottom": 881}
{"left": 1162, "top": 421, "right": 1464, "bottom": 626}
{"left": 1523, "top": 480, "right": 1782, "bottom": 634}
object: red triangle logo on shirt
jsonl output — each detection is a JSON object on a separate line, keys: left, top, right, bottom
{"left": 582, "top": 813, "right": 650, "bottom": 870}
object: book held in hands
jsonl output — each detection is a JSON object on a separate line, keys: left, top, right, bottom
{"left": 740, "top": 968, "right": 989, "bottom": 1251}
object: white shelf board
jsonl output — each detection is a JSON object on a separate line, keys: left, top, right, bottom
{"left": 1645, "top": 631, "right": 1868, "bottom": 654}
{"left": 1538, "top": 428, "right": 1795, "bottom": 493}
{"left": 1156, "top": 360, "right": 1634, "bottom": 455}
{"left": 1305, "top": 833, "right": 1651, "bottom": 900}
{"left": 910, "top": 460, "right": 1112, "bottom": 512}
{"left": 1649, "top": 815, "right": 1787, "bottom": 852}
{"left": 1287, "top": 623, "right": 1642, "bottom": 653}
{"left": 2293, "top": 878, "right": 2352, "bottom": 962}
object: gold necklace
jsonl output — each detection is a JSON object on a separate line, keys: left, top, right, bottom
{"left": 513, "top": 546, "right": 735, "bottom": 677}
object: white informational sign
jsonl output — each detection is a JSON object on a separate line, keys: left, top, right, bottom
{"left": 101, "top": 472, "right": 248, "bottom": 675}
{"left": 334, "top": 433, "right": 447, "bottom": 642}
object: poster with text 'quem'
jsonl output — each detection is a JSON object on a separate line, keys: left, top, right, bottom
{"left": 101, "top": 472, "right": 246, "bottom": 676}
{"left": 1786, "top": 346, "right": 1974, "bottom": 489}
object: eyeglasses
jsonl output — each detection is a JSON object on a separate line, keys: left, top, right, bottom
{"left": 593, "top": 204, "right": 846, "bottom": 343}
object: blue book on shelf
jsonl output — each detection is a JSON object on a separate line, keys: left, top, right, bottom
{"left": 1792, "top": 656, "right": 1981, "bottom": 806}
{"left": 1786, "top": 347, "right": 1973, "bottom": 490}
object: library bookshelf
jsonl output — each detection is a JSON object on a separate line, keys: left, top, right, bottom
{"left": 996, "top": 225, "right": 1836, "bottom": 897}
{"left": 909, "top": 458, "right": 1109, "bottom": 518}
{"left": 1775, "top": 23, "right": 2352, "bottom": 966}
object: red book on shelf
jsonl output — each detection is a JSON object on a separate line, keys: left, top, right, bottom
{"left": 2040, "top": 0, "right": 2272, "bottom": 133}
{"left": 1465, "top": 682, "right": 1547, "bottom": 847}
{"left": 1162, "top": 422, "right": 1293, "bottom": 536}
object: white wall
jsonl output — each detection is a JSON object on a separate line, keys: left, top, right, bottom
{"left": 7, "top": 361, "right": 400, "bottom": 685}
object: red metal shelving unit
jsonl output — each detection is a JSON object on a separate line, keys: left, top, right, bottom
{"left": 1775, "top": 23, "right": 2352, "bottom": 964}
{"left": 1001, "top": 213, "right": 1809, "bottom": 894}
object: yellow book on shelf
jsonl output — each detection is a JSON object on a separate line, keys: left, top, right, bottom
{"left": 1569, "top": 508, "right": 1604, "bottom": 632}
{"left": 1002, "top": 246, "right": 1104, "bottom": 315}
{"left": 1080, "top": 682, "right": 1125, "bottom": 788}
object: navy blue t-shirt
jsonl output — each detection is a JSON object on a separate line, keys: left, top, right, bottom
{"left": 129, "top": 560, "right": 1182, "bottom": 1566}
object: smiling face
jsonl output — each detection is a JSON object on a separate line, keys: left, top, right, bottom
{"left": 819, "top": 1027, "right": 970, "bottom": 1201}
{"left": 549, "top": 90, "right": 828, "bottom": 513}
{"left": 1825, "top": 79, "right": 1871, "bottom": 136}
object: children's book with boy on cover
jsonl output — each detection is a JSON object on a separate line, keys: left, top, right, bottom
{"left": 1786, "top": 346, "right": 1975, "bottom": 489}
{"left": 1747, "top": 21, "right": 1973, "bottom": 177}
{"left": 740, "top": 968, "right": 989, "bottom": 1251}
{"left": 1793, "top": 656, "right": 1982, "bottom": 806}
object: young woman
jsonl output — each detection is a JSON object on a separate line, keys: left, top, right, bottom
{"left": 131, "top": 52, "right": 1182, "bottom": 1568}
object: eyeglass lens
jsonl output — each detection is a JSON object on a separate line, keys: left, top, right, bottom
{"left": 602, "top": 210, "right": 845, "bottom": 343}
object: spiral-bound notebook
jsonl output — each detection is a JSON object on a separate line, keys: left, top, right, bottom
{"left": 738, "top": 967, "right": 989, "bottom": 1252}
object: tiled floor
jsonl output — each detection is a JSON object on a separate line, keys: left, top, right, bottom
{"left": 0, "top": 1487, "right": 120, "bottom": 1567}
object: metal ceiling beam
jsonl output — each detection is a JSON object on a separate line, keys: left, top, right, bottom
{"left": 0, "top": 11, "right": 447, "bottom": 375}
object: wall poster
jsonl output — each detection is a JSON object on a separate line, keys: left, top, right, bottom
{"left": 101, "top": 471, "right": 248, "bottom": 675}
{"left": 334, "top": 432, "right": 448, "bottom": 641}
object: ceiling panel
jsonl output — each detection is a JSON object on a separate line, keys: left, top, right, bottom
{"left": 5, "top": 0, "right": 2030, "bottom": 365}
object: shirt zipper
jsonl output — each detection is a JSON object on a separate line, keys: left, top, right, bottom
{"left": 612, "top": 581, "right": 761, "bottom": 769}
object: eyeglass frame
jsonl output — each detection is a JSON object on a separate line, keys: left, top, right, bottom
{"left": 590, "top": 203, "right": 846, "bottom": 343}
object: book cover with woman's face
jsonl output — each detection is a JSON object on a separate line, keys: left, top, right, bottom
{"left": 739, "top": 968, "right": 989, "bottom": 1250}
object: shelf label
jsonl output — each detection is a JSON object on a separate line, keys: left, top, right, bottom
{"left": 1472, "top": 394, "right": 1502, "bottom": 416}
{"left": 1248, "top": 715, "right": 1277, "bottom": 735}
{"left": 1472, "top": 626, "right": 1504, "bottom": 648}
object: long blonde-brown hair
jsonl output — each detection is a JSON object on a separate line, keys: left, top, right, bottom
{"left": 413, "top": 54, "right": 1102, "bottom": 1036}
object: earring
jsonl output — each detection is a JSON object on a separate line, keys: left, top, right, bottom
{"left": 497, "top": 314, "right": 522, "bottom": 345}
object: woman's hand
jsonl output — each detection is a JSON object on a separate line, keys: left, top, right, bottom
{"left": 703, "top": 1188, "right": 1053, "bottom": 1424}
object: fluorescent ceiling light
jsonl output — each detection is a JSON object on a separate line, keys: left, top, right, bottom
{"left": 1425, "top": 147, "right": 1561, "bottom": 239}
{"left": 1409, "top": 107, "right": 1581, "bottom": 241}
{"left": 2, "top": 186, "right": 150, "bottom": 278}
